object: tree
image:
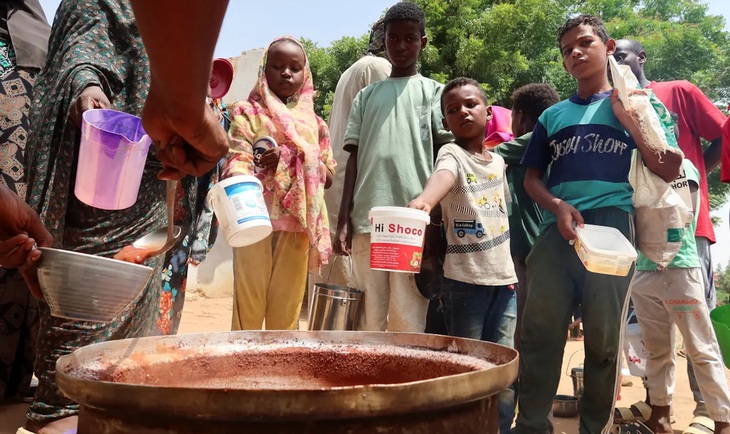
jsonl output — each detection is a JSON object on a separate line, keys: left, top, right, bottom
{"left": 302, "top": 35, "right": 369, "bottom": 120}
{"left": 305, "top": 0, "right": 730, "bottom": 212}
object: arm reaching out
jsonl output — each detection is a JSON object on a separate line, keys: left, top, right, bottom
{"left": 129, "top": 0, "right": 230, "bottom": 179}
{"left": 408, "top": 170, "right": 456, "bottom": 213}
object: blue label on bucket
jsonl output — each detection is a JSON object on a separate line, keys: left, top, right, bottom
{"left": 223, "top": 181, "right": 270, "bottom": 226}
{"left": 237, "top": 215, "right": 270, "bottom": 224}
{"left": 224, "top": 183, "right": 260, "bottom": 196}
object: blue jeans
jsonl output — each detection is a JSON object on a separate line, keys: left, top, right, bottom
{"left": 443, "top": 277, "right": 517, "bottom": 433}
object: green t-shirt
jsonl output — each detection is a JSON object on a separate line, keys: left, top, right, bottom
{"left": 636, "top": 159, "right": 701, "bottom": 270}
{"left": 344, "top": 75, "right": 453, "bottom": 233}
{"left": 494, "top": 133, "right": 543, "bottom": 260}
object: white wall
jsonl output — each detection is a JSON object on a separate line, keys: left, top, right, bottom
{"left": 224, "top": 48, "right": 266, "bottom": 106}
{"left": 187, "top": 48, "right": 265, "bottom": 300}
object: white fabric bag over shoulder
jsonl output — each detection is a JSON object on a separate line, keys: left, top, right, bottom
{"left": 609, "top": 57, "right": 692, "bottom": 268}
{"left": 628, "top": 150, "right": 693, "bottom": 268}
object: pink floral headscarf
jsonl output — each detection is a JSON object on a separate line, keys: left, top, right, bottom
{"left": 227, "top": 37, "right": 334, "bottom": 269}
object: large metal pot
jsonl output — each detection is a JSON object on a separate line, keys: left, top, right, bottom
{"left": 56, "top": 331, "right": 518, "bottom": 434}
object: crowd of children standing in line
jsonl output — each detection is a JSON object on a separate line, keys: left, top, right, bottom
{"left": 220, "top": 2, "right": 730, "bottom": 434}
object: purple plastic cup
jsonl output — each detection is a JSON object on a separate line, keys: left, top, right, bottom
{"left": 74, "top": 109, "right": 152, "bottom": 210}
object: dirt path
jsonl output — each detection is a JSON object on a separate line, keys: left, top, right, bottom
{"left": 1, "top": 295, "right": 728, "bottom": 433}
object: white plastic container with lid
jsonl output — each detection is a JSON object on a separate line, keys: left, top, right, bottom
{"left": 573, "top": 224, "right": 638, "bottom": 276}
{"left": 369, "top": 206, "right": 430, "bottom": 273}
{"left": 209, "top": 175, "right": 272, "bottom": 247}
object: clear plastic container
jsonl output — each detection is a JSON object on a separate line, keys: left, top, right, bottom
{"left": 574, "top": 224, "right": 638, "bottom": 276}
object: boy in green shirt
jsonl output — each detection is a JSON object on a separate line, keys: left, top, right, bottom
{"left": 494, "top": 83, "right": 560, "bottom": 354}
{"left": 631, "top": 159, "right": 730, "bottom": 434}
{"left": 334, "top": 2, "right": 452, "bottom": 332}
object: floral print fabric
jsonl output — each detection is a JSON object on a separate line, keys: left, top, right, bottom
{"left": 226, "top": 37, "right": 334, "bottom": 270}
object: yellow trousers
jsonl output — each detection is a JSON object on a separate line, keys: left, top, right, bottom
{"left": 232, "top": 231, "right": 309, "bottom": 330}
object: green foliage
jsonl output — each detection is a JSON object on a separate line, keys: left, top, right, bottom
{"left": 302, "top": 35, "right": 369, "bottom": 119}
{"left": 303, "top": 0, "right": 730, "bottom": 212}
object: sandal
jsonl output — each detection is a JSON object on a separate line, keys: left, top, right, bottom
{"left": 614, "top": 401, "right": 652, "bottom": 424}
{"left": 683, "top": 416, "right": 715, "bottom": 434}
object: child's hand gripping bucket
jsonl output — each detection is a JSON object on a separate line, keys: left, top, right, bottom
{"left": 74, "top": 109, "right": 152, "bottom": 210}
{"left": 368, "top": 206, "right": 430, "bottom": 273}
{"left": 208, "top": 175, "right": 272, "bottom": 247}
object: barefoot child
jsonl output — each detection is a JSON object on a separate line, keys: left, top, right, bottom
{"left": 409, "top": 77, "right": 517, "bottom": 433}
{"left": 631, "top": 159, "right": 730, "bottom": 434}
{"left": 225, "top": 37, "right": 335, "bottom": 330}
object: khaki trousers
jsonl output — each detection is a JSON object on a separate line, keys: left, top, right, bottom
{"left": 350, "top": 234, "right": 428, "bottom": 332}
{"left": 632, "top": 268, "right": 730, "bottom": 422}
{"left": 232, "top": 231, "right": 308, "bottom": 330}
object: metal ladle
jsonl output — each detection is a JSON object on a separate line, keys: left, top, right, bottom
{"left": 131, "top": 180, "right": 182, "bottom": 256}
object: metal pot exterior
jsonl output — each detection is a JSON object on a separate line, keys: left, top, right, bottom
{"left": 57, "top": 331, "right": 518, "bottom": 433}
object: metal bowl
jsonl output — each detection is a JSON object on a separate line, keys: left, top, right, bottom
{"left": 552, "top": 394, "right": 579, "bottom": 418}
{"left": 38, "top": 247, "right": 154, "bottom": 322}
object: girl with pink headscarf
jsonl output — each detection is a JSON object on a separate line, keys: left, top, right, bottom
{"left": 224, "top": 37, "right": 335, "bottom": 330}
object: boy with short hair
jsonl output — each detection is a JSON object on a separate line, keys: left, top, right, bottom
{"left": 494, "top": 83, "right": 561, "bottom": 353}
{"left": 515, "top": 14, "right": 682, "bottom": 434}
{"left": 334, "top": 1, "right": 452, "bottom": 332}
{"left": 409, "top": 76, "right": 518, "bottom": 433}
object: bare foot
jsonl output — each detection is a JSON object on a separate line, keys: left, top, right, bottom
{"left": 25, "top": 416, "right": 78, "bottom": 434}
{"left": 716, "top": 421, "right": 730, "bottom": 434}
{"left": 644, "top": 405, "right": 672, "bottom": 434}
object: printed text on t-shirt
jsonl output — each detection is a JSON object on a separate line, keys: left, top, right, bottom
{"left": 550, "top": 133, "right": 630, "bottom": 161}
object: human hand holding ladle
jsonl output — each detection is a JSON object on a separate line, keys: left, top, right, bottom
{"left": 114, "top": 180, "right": 182, "bottom": 264}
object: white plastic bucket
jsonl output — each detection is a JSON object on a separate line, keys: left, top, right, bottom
{"left": 368, "top": 206, "right": 430, "bottom": 273}
{"left": 209, "top": 175, "right": 272, "bottom": 247}
{"left": 574, "top": 224, "right": 637, "bottom": 276}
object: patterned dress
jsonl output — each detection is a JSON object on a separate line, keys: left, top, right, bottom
{"left": 0, "top": 36, "right": 39, "bottom": 399}
{"left": 24, "top": 0, "right": 217, "bottom": 420}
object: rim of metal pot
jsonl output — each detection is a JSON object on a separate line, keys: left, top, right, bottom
{"left": 56, "top": 331, "right": 518, "bottom": 421}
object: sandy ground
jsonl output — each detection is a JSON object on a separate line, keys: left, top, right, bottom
{"left": 1, "top": 294, "right": 728, "bottom": 434}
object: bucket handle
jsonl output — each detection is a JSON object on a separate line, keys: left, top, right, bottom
{"left": 565, "top": 348, "right": 584, "bottom": 377}
{"left": 326, "top": 254, "right": 356, "bottom": 287}
{"left": 306, "top": 234, "right": 355, "bottom": 285}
